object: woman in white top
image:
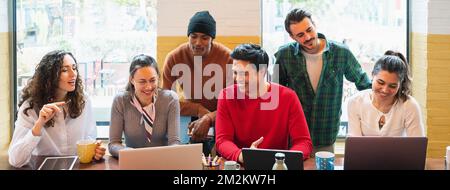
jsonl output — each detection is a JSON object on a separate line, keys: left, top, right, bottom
{"left": 347, "top": 51, "right": 424, "bottom": 137}
{"left": 9, "top": 50, "right": 106, "bottom": 168}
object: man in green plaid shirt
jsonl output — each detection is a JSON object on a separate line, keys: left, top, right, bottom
{"left": 272, "top": 8, "right": 371, "bottom": 154}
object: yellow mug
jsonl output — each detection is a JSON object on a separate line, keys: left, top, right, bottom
{"left": 76, "top": 139, "right": 97, "bottom": 164}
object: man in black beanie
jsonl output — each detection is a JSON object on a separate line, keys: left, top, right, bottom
{"left": 162, "top": 11, "right": 234, "bottom": 155}
{"left": 187, "top": 11, "right": 216, "bottom": 40}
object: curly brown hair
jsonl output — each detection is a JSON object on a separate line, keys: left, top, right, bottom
{"left": 18, "top": 50, "right": 86, "bottom": 127}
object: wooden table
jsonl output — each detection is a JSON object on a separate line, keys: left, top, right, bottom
{"left": 0, "top": 154, "right": 445, "bottom": 170}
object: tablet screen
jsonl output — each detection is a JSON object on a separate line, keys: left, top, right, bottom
{"left": 38, "top": 156, "right": 78, "bottom": 170}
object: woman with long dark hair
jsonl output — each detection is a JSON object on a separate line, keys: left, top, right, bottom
{"left": 8, "top": 50, "right": 105, "bottom": 168}
{"left": 348, "top": 51, "right": 424, "bottom": 136}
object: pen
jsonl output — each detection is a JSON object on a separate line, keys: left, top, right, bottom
{"left": 56, "top": 99, "right": 71, "bottom": 109}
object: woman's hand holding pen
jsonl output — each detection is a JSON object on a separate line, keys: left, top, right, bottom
{"left": 39, "top": 102, "right": 65, "bottom": 122}
{"left": 32, "top": 101, "right": 66, "bottom": 136}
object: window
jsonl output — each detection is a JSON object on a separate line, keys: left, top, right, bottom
{"left": 263, "top": 0, "right": 407, "bottom": 137}
{"left": 15, "top": 0, "right": 157, "bottom": 138}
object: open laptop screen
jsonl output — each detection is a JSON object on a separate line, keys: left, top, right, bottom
{"left": 344, "top": 136, "right": 428, "bottom": 170}
{"left": 119, "top": 144, "right": 203, "bottom": 170}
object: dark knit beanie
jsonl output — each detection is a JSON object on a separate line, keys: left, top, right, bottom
{"left": 187, "top": 11, "right": 216, "bottom": 39}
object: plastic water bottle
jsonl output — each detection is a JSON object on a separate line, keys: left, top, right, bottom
{"left": 272, "top": 153, "right": 288, "bottom": 170}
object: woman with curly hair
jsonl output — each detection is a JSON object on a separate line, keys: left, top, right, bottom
{"left": 8, "top": 50, "right": 105, "bottom": 168}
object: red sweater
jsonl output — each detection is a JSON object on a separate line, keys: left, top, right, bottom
{"left": 216, "top": 83, "right": 312, "bottom": 162}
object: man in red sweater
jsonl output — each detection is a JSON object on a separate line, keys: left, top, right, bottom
{"left": 216, "top": 44, "right": 313, "bottom": 163}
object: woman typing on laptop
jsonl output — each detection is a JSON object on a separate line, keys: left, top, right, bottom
{"left": 347, "top": 51, "right": 425, "bottom": 137}
{"left": 108, "top": 55, "right": 180, "bottom": 158}
{"left": 8, "top": 50, "right": 106, "bottom": 168}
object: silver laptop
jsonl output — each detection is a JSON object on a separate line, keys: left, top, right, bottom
{"left": 119, "top": 144, "right": 203, "bottom": 170}
{"left": 344, "top": 136, "right": 428, "bottom": 170}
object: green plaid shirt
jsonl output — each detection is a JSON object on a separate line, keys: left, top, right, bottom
{"left": 273, "top": 33, "right": 371, "bottom": 147}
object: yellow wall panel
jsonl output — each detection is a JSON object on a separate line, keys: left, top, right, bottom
{"left": 427, "top": 60, "right": 449, "bottom": 67}
{"left": 428, "top": 148, "right": 448, "bottom": 159}
{"left": 428, "top": 75, "right": 450, "bottom": 81}
{"left": 428, "top": 108, "right": 450, "bottom": 117}
{"left": 428, "top": 118, "right": 450, "bottom": 126}
{"left": 427, "top": 43, "right": 450, "bottom": 51}
{"left": 428, "top": 92, "right": 450, "bottom": 100}
{"left": 425, "top": 33, "right": 450, "bottom": 158}
{"left": 428, "top": 51, "right": 450, "bottom": 60}
{"left": 428, "top": 85, "right": 450, "bottom": 93}
{"left": 428, "top": 34, "right": 450, "bottom": 43}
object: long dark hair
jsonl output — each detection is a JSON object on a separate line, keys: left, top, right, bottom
{"left": 372, "top": 50, "right": 411, "bottom": 102}
{"left": 125, "top": 54, "right": 160, "bottom": 93}
{"left": 19, "top": 50, "right": 85, "bottom": 127}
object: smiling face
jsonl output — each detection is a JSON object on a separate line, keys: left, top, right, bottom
{"left": 289, "top": 17, "right": 320, "bottom": 54}
{"left": 131, "top": 66, "right": 159, "bottom": 101}
{"left": 188, "top": 32, "right": 213, "bottom": 56}
{"left": 232, "top": 59, "right": 266, "bottom": 96}
{"left": 56, "top": 55, "right": 78, "bottom": 96}
{"left": 372, "top": 70, "right": 400, "bottom": 102}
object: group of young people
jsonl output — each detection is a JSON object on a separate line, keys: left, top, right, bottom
{"left": 8, "top": 9, "right": 424, "bottom": 168}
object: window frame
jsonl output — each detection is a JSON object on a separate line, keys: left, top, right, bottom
{"left": 10, "top": 1, "right": 157, "bottom": 138}
{"left": 10, "top": 0, "right": 17, "bottom": 136}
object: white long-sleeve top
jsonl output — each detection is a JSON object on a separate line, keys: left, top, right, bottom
{"left": 347, "top": 89, "right": 424, "bottom": 137}
{"left": 8, "top": 97, "right": 97, "bottom": 168}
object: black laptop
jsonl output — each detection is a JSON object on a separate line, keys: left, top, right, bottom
{"left": 242, "top": 148, "right": 303, "bottom": 170}
{"left": 344, "top": 136, "right": 428, "bottom": 170}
